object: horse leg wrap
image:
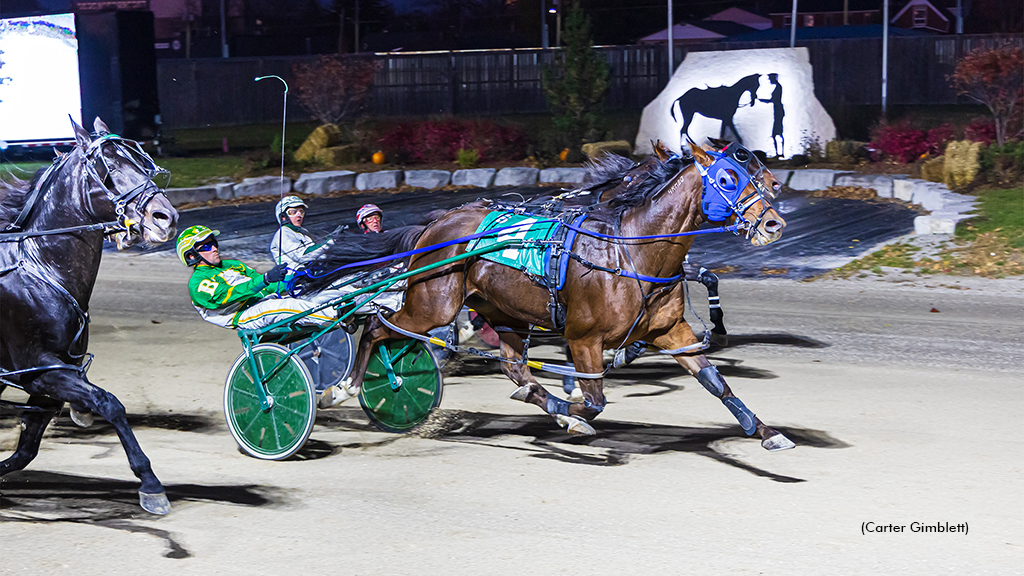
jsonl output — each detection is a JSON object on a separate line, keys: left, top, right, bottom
{"left": 546, "top": 395, "right": 571, "bottom": 416}
{"left": 696, "top": 366, "right": 725, "bottom": 397}
{"left": 722, "top": 397, "right": 757, "bottom": 436}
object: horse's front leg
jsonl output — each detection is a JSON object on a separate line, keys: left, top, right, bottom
{"left": 0, "top": 394, "right": 61, "bottom": 475}
{"left": 31, "top": 368, "right": 171, "bottom": 514}
{"left": 652, "top": 325, "right": 795, "bottom": 452}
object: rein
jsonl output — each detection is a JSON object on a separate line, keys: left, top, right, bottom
{"left": 1, "top": 133, "right": 163, "bottom": 241}
{"left": 0, "top": 221, "right": 126, "bottom": 241}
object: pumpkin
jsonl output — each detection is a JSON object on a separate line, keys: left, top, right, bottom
{"left": 372, "top": 151, "right": 386, "bottom": 165}
{"left": 559, "top": 148, "right": 570, "bottom": 162}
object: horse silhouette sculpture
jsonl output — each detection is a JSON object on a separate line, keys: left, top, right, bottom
{"left": 670, "top": 73, "right": 761, "bottom": 146}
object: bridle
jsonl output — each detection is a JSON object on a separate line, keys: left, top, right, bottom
{"left": 693, "top": 143, "right": 777, "bottom": 242}
{"left": 0, "top": 133, "right": 169, "bottom": 241}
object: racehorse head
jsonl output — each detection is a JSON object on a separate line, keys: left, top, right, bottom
{"left": 71, "top": 117, "right": 177, "bottom": 248}
{"left": 687, "top": 136, "right": 784, "bottom": 246}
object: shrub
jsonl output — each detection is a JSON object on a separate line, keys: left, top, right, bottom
{"left": 377, "top": 119, "right": 526, "bottom": 165}
{"left": 925, "top": 125, "right": 955, "bottom": 156}
{"left": 964, "top": 117, "right": 998, "bottom": 144}
{"left": 943, "top": 140, "right": 983, "bottom": 189}
{"left": 456, "top": 148, "right": 480, "bottom": 169}
{"left": 920, "top": 156, "right": 945, "bottom": 183}
{"left": 979, "top": 141, "right": 1024, "bottom": 185}
{"left": 871, "top": 121, "right": 928, "bottom": 163}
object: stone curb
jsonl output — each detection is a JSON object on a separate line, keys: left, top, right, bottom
{"left": 294, "top": 170, "right": 356, "bottom": 195}
{"left": 451, "top": 168, "right": 496, "bottom": 187}
{"left": 404, "top": 170, "right": 451, "bottom": 189}
{"left": 781, "top": 168, "right": 977, "bottom": 235}
{"left": 165, "top": 166, "right": 978, "bottom": 236}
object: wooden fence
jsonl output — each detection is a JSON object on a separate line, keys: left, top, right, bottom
{"left": 156, "top": 34, "right": 1021, "bottom": 131}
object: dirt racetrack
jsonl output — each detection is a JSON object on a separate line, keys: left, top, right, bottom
{"left": 1, "top": 251, "right": 1022, "bottom": 575}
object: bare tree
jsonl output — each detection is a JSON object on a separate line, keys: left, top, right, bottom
{"left": 292, "top": 55, "right": 380, "bottom": 125}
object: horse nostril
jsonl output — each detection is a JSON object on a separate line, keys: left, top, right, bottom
{"left": 152, "top": 211, "right": 171, "bottom": 223}
{"left": 765, "top": 219, "right": 782, "bottom": 233}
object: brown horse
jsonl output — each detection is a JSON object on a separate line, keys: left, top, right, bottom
{"left": 338, "top": 138, "right": 794, "bottom": 451}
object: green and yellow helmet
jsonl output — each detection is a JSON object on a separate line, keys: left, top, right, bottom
{"left": 176, "top": 225, "right": 220, "bottom": 266}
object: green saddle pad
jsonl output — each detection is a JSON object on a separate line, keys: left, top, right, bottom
{"left": 467, "top": 212, "right": 560, "bottom": 276}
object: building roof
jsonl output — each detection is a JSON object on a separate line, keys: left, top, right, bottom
{"left": 767, "top": 0, "right": 886, "bottom": 14}
{"left": 704, "top": 7, "right": 773, "bottom": 30}
{"left": 638, "top": 20, "right": 756, "bottom": 43}
{"left": 718, "top": 24, "right": 935, "bottom": 42}
{"left": 892, "top": 0, "right": 951, "bottom": 23}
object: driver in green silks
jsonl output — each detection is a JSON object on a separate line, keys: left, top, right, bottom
{"left": 177, "top": 225, "right": 335, "bottom": 331}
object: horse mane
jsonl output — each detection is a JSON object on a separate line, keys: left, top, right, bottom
{"left": 0, "top": 168, "right": 45, "bottom": 229}
{"left": 299, "top": 225, "right": 427, "bottom": 293}
{"left": 583, "top": 153, "right": 692, "bottom": 220}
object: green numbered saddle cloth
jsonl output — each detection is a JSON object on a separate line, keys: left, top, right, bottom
{"left": 467, "top": 211, "right": 561, "bottom": 276}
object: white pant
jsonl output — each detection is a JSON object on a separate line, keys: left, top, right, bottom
{"left": 234, "top": 296, "right": 336, "bottom": 331}
{"left": 307, "top": 283, "right": 405, "bottom": 315}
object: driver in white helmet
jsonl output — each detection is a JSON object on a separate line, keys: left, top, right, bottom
{"left": 270, "top": 196, "right": 339, "bottom": 268}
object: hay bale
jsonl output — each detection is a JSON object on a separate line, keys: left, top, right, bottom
{"left": 295, "top": 124, "right": 342, "bottom": 163}
{"left": 825, "top": 140, "right": 867, "bottom": 163}
{"left": 943, "top": 140, "right": 982, "bottom": 189}
{"left": 314, "top": 144, "right": 359, "bottom": 167}
{"left": 581, "top": 140, "right": 633, "bottom": 160}
{"left": 920, "top": 156, "right": 945, "bottom": 183}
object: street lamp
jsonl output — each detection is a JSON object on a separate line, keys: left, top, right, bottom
{"left": 254, "top": 75, "right": 289, "bottom": 198}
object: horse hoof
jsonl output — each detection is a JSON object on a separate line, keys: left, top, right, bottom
{"left": 710, "top": 332, "right": 729, "bottom": 347}
{"left": 761, "top": 432, "right": 796, "bottom": 452}
{"left": 567, "top": 388, "right": 585, "bottom": 403}
{"left": 318, "top": 382, "right": 358, "bottom": 409}
{"left": 509, "top": 385, "right": 531, "bottom": 402}
{"left": 555, "top": 415, "right": 596, "bottom": 436}
{"left": 139, "top": 491, "right": 171, "bottom": 515}
{"left": 70, "top": 407, "right": 94, "bottom": 428}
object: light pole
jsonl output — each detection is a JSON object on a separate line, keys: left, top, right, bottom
{"left": 541, "top": 0, "right": 549, "bottom": 48}
{"left": 220, "top": 0, "right": 229, "bottom": 58}
{"left": 254, "top": 75, "right": 289, "bottom": 198}
{"left": 882, "top": 0, "right": 889, "bottom": 117}
{"left": 667, "top": 0, "right": 674, "bottom": 78}
{"left": 790, "top": 0, "right": 798, "bottom": 48}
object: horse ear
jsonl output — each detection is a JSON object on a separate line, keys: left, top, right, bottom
{"left": 93, "top": 117, "right": 111, "bottom": 136}
{"left": 687, "top": 136, "right": 713, "bottom": 167}
{"left": 652, "top": 140, "right": 672, "bottom": 161}
{"left": 70, "top": 115, "right": 91, "bottom": 149}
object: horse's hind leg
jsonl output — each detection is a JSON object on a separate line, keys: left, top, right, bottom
{"left": 0, "top": 395, "right": 60, "bottom": 475}
{"left": 32, "top": 369, "right": 170, "bottom": 514}
{"left": 498, "top": 329, "right": 596, "bottom": 436}
{"left": 676, "top": 354, "right": 794, "bottom": 451}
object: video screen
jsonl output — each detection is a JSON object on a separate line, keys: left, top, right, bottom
{"left": 0, "top": 13, "right": 82, "bottom": 146}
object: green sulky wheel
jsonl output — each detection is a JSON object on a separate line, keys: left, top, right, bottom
{"left": 224, "top": 343, "right": 317, "bottom": 460}
{"left": 359, "top": 339, "right": 443, "bottom": 433}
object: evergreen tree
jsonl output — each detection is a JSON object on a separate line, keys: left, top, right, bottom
{"left": 542, "top": 2, "right": 609, "bottom": 149}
